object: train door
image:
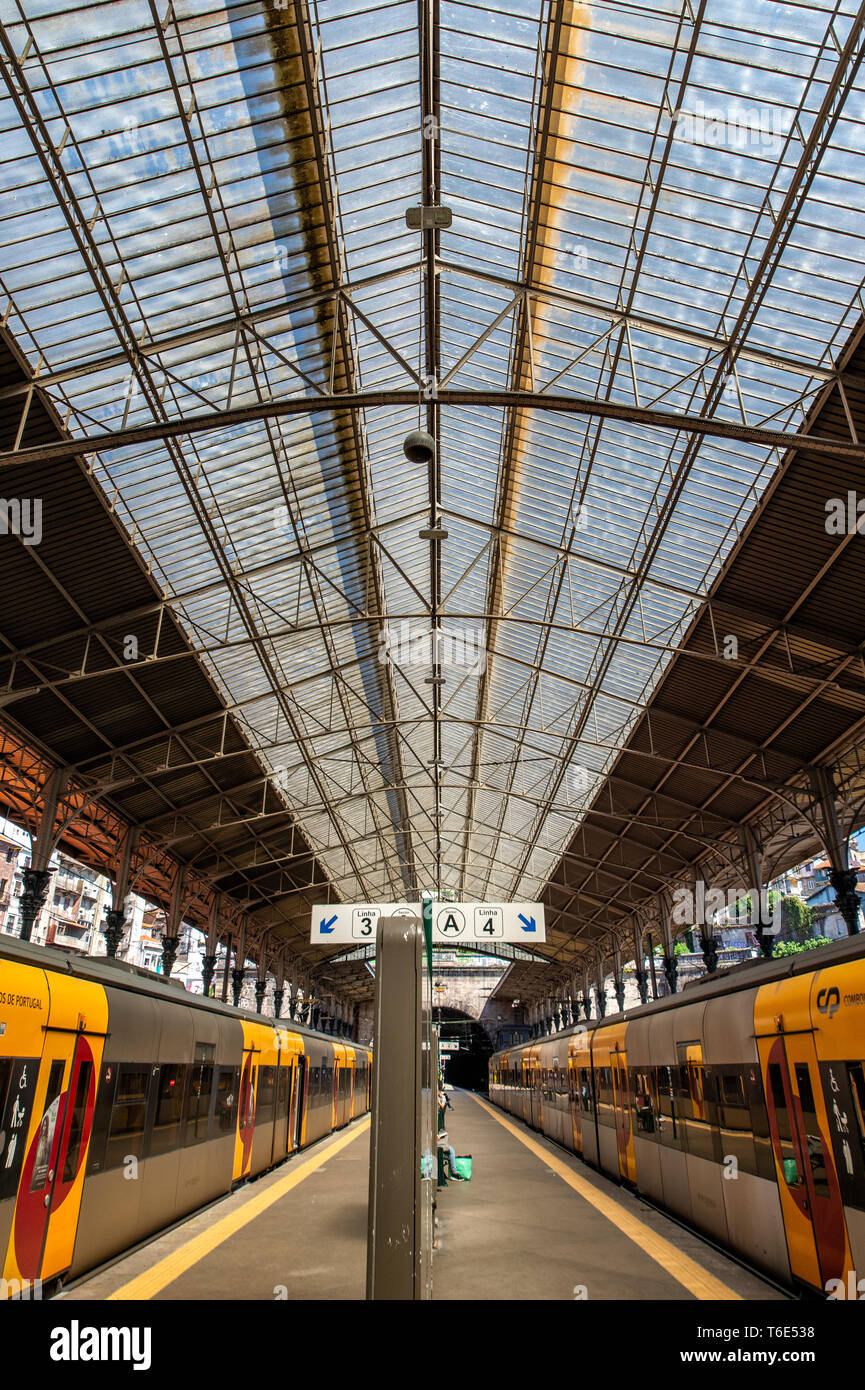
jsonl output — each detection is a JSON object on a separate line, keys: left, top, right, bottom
{"left": 611, "top": 1047, "right": 635, "bottom": 1183}
{"left": 567, "top": 1054, "right": 580, "bottom": 1153}
{"left": 234, "top": 1047, "right": 258, "bottom": 1181}
{"left": 272, "top": 1055, "right": 290, "bottom": 1163}
{"left": 8, "top": 1029, "right": 97, "bottom": 1287}
{"left": 289, "top": 1056, "right": 306, "bottom": 1151}
{"left": 762, "top": 1033, "right": 850, "bottom": 1290}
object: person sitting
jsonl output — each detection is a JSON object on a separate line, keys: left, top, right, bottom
{"left": 437, "top": 1130, "right": 465, "bottom": 1182}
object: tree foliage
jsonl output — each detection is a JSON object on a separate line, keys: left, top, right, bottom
{"left": 771, "top": 936, "right": 832, "bottom": 958}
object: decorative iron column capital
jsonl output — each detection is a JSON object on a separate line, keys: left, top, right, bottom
{"left": 231, "top": 967, "right": 245, "bottom": 1008}
{"left": 161, "top": 933, "right": 180, "bottom": 978}
{"left": 699, "top": 933, "right": 720, "bottom": 973}
{"left": 19, "top": 867, "right": 52, "bottom": 942}
{"left": 830, "top": 866, "right": 861, "bottom": 935}
{"left": 662, "top": 953, "right": 678, "bottom": 995}
{"left": 201, "top": 953, "right": 218, "bottom": 995}
{"left": 104, "top": 908, "right": 126, "bottom": 959}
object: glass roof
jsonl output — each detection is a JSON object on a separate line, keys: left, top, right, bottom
{"left": 0, "top": 0, "right": 863, "bottom": 919}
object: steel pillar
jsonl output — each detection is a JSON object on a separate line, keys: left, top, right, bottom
{"left": 231, "top": 967, "right": 245, "bottom": 1008}
{"left": 830, "top": 867, "right": 861, "bottom": 935}
{"left": 104, "top": 908, "right": 126, "bottom": 959}
{"left": 20, "top": 867, "right": 52, "bottom": 944}
{"left": 366, "top": 916, "right": 432, "bottom": 1301}
{"left": 162, "top": 866, "right": 185, "bottom": 979}
{"left": 699, "top": 931, "right": 720, "bottom": 973}
{"left": 162, "top": 935, "right": 180, "bottom": 978}
{"left": 202, "top": 953, "right": 218, "bottom": 995}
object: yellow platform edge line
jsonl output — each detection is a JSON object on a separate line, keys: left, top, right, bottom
{"left": 107, "top": 1115, "right": 371, "bottom": 1301}
{"left": 470, "top": 1094, "right": 741, "bottom": 1302}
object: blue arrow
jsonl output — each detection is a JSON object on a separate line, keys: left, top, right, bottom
{"left": 320, "top": 914, "right": 338, "bottom": 935}
{"left": 518, "top": 913, "right": 536, "bottom": 933}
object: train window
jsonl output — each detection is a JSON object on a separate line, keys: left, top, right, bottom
{"left": 849, "top": 1064, "right": 865, "bottom": 1164}
{"left": 675, "top": 1055, "right": 718, "bottom": 1164}
{"left": 150, "top": 1065, "right": 185, "bottom": 1156}
{"left": 183, "top": 1063, "right": 214, "bottom": 1147}
{"left": 768, "top": 1063, "right": 802, "bottom": 1187}
{"left": 276, "top": 1067, "right": 290, "bottom": 1120}
{"left": 239, "top": 1063, "right": 255, "bottom": 1131}
{"left": 656, "top": 1066, "right": 681, "bottom": 1145}
{"left": 256, "top": 1066, "right": 276, "bottom": 1125}
{"left": 743, "top": 1065, "right": 775, "bottom": 1182}
{"left": 577, "top": 1067, "right": 593, "bottom": 1114}
{"left": 30, "top": 1060, "right": 65, "bottom": 1190}
{"left": 194, "top": 1042, "right": 215, "bottom": 1062}
{"left": 61, "top": 1060, "right": 93, "bottom": 1183}
{"left": 213, "top": 1067, "right": 237, "bottom": 1136}
{"left": 595, "top": 1067, "right": 615, "bottom": 1127}
{"left": 0, "top": 1058, "right": 11, "bottom": 1118}
{"left": 716, "top": 1069, "right": 757, "bottom": 1177}
{"left": 721, "top": 1072, "right": 745, "bottom": 1109}
{"left": 105, "top": 1065, "right": 149, "bottom": 1170}
{"left": 794, "top": 1064, "right": 830, "bottom": 1199}
{"left": 633, "top": 1070, "right": 656, "bottom": 1135}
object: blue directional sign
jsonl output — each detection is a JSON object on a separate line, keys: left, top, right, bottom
{"left": 311, "top": 901, "right": 544, "bottom": 944}
{"left": 433, "top": 902, "right": 545, "bottom": 944}
{"left": 310, "top": 903, "right": 419, "bottom": 943}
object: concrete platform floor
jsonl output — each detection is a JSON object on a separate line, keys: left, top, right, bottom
{"left": 57, "top": 1092, "right": 787, "bottom": 1302}
{"left": 432, "top": 1091, "right": 786, "bottom": 1302}
{"left": 58, "top": 1115, "right": 371, "bottom": 1302}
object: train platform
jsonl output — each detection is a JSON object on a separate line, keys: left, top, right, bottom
{"left": 55, "top": 1090, "right": 788, "bottom": 1303}
{"left": 57, "top": 1115, "right": 371, "bottom": 1302}
{"left": 432, "top": 1092, "right": 786, "bottom": 1302}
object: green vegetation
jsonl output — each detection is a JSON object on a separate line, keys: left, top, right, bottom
{"left": 731, "top": 891, "right": 815, "bottom": 944}
{"left": 771, "top": 936, "right": 832, "bottom": 958}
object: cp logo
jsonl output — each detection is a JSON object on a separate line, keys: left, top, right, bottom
{"left": 817, "top": 986, "right": 840, "bottom": 1019}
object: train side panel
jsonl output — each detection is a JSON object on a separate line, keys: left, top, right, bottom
{"left": 0, "top": 957, "right": 50, "bottom": 1293}
{"left": 3, "top": 964, "right": 108, "bottom": 1290}
{"left": 704, "top": 986, "right": 791, "bottom": 1281}
{"left": 809, "top": 955, "right": 865, "bottom": 1282}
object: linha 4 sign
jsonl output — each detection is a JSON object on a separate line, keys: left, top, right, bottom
{"left": 431, "top": 902, "right": 545, "bottom": 943}
{"left": 310, "top": 902, "right": 545, "bottom": 944}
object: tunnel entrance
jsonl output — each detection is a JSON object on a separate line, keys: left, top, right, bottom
{"left": 434, "top": 1006, "right": 494, "bottom": 1092}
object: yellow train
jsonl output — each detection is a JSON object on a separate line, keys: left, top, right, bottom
{"left": 0, "top": 934, "right": 370, "bottom": 1295}
{"left": 490, "top": 932, "right": 865, "bottom": 1296}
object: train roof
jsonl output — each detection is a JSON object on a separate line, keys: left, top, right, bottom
{"left": 491, "top": 930, "right": 865, "bottom": 1059}
{"left": 0, "top": 933, "right": 369, "bottom": 1052}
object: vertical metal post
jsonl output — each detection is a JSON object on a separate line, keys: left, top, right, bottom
{"left": 366, "top": 916, "right": 433, "bottom": 1300}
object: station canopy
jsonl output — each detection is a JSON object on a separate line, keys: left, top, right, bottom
{"left": 0, "top": 0, "right": 864, "bottom": 967}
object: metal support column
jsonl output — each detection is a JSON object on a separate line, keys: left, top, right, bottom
{"left": 366, "top": 916, "right": 433, "bottom": 1301}
{"left": 202, "top": 891, "right": 221, "bottom": 996}
{"left": 20, "top": 766, "right": 68, "bottom": 942}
